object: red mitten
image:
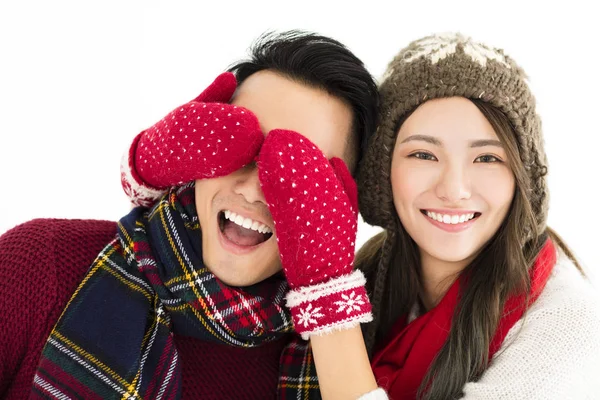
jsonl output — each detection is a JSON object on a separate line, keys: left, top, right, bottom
{"left": 258, "top": 129, "right": 372, "bottom": 339}
{"left": 121, "top": 72, "right": 264, "bottom": 207}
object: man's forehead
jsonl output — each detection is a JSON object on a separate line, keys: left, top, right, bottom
{"left": 230, "top": 70, "right": 352, "bottom": 159}
{"left": 231, "top": 70, "right": 332, "bottom": 120}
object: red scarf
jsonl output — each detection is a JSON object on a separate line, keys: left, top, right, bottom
{"left": 371, "top": 239, "right": 556, "bottom": 399}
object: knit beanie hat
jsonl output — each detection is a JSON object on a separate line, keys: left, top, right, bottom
{"left": 358, "top": 32, "right": 549, "bottom": 240}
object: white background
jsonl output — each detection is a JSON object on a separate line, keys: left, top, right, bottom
{"left": 1, "top": 1, "right": 598, "bottom": 284}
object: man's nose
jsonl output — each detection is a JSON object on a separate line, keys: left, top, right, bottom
{"left": 233, "top": 163, "right": 266, "bottom": 205}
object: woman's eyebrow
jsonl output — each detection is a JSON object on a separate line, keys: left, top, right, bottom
{"left": 400, "top": 134, "right": 442, "bottom": 146}
{"left": 470, "top": 139, "right": 503, "bottom": 148}
{"left": 400, "top": 135, "right": 503, "bottom": 149}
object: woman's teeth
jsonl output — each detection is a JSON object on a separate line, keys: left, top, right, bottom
{"left": 224, "top": 210, "right": 272, "bottom": 234}
{"left": 425, "top": 211, "right": 476, "bottom": 225}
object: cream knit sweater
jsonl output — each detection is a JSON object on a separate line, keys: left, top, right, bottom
{"left": 360, "top": 253, "right": 600, "bottom": 399}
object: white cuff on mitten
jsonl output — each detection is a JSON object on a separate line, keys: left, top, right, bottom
{"left": 120, "top": 146, "right": 166, "bottom": 208}
{"left": 286, "top": 270, "right": 373, "bottom": 340}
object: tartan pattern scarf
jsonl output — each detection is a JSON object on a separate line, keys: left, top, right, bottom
{"left": 32, "top": 183, "right": 322, "bottom": 399}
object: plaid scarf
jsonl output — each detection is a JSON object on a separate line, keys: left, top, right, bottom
{"left": 32, "top": 183, "right": 321, "bottom": 399}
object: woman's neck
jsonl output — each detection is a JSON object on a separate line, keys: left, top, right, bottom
{"left": 418, "top": 250, "right": 474, "bottom": 311}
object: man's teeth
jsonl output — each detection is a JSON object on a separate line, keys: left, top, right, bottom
{"left": 426, "top": 211, "right": 476, "bottom": 224}
{"left": 224, "top": 210, "right": 272, "bottom": 234}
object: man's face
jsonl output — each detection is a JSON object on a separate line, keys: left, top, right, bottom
{"left": 195, "top": 70, "right": 353, "bottom": 286}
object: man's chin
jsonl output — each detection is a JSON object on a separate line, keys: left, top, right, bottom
{"left": 202, "top": 238, "right": 280, "bottom": 287}
{"left": 205, "top": 259, "right": 282, "bottom": 288}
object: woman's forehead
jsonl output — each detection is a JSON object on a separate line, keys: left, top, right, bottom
{"left": 399, "top": 97, "right": 500, "bottom": 144}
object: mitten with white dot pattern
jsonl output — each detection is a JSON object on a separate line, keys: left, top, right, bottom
{"left": 258, "top": 129, "right": 372, "bottom": 339}
{"left": 120, "top": 72, "right": 264, "bottom": 207}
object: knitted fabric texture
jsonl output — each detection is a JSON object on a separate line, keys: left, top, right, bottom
{"left": 460, "top": 253, "right": 600, "bottom": 399}
{"left": 0, "top": 219, "right": 116, "bottom": 399}
{"left": 258, "top": 129, "right": 372, "bottom": 340}
{"left": 0, "top": 219, "right": 290, "bottom": 400}
{"left": 371, "top": 239, "right": 556, "bottom": 399}
{"left": 121, "top": 72, "right": 264, "bottom": 207}
{"left": 363, "top": 250, "right": 600, "bottom": 399}
{"left": 30, "top": 184, "right": 324, "bottom": 399}
{"left": 358, "top": 32, "right": 549, "bottom": 238}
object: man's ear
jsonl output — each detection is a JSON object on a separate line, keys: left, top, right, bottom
{"left": 342, "top": 130, "right": 359, "bottom": 177}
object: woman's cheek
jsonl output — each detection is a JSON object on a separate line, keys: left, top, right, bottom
{"left": 392, "top": 160, "right": 436, "bottom": 206}
{"left": 472, "top": 168, "right": 515, "bottom": 208}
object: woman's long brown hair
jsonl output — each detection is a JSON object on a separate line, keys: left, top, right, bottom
{"left": 356, "top": 99, "right": 584, "bottom": 399}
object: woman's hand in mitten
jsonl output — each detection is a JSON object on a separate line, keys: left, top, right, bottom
{"left": 257, "top": 129, "right": 372, "bottom": 339}
{"left": 121, "top": 72, "right": 264, "bottom": 207}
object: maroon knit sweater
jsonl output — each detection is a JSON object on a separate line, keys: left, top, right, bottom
{"left": 0, "top": 219, "right": 288, "bottom": 400}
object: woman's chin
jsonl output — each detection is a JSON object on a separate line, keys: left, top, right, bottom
{"left": 419, "top": 244, "right": 479, "bottom": 265}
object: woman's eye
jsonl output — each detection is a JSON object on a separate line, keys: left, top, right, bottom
{"left": 410, "top": 152, "right": 437, "bottom": 161}
{"left": 474, "top": 154, "right": 502, "bottom": 163}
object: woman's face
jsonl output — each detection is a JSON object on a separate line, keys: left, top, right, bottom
{"left": 390, "top": 97, "right": 516, "bottom": 267}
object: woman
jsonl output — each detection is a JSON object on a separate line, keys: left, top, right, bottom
{"left": 339, "top": 33, "right": 600, "bottom": 399}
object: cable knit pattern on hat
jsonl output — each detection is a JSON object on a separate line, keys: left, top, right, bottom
{"left": 359, "top": 33, "right": 549, "bottom": 239}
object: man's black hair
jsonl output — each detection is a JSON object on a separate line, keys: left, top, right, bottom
{"left": 228, "top": 30, "right": 379, "bottom": 171}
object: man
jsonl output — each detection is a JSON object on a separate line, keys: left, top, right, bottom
{"left": 0, "top": 31, "right": 378, "bottom": 399}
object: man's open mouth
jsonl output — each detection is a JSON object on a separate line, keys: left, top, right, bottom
{"left": 218, "top": 210, "right": 273, "bottom": 247}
